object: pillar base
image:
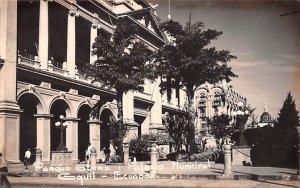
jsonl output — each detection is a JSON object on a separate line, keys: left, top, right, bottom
{"left": 220, "top": 173, "right": 233, "bottom": 179}
{"left": 232, "top": 146, "right": 251, "bottom": 166}
{"left": 50, "top": 151, "right": 73, "bottom": 166}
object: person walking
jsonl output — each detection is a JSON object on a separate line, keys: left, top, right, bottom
{"left": 24, "top": 149, "right": 31, "bottom": 170}
{"left": 0, "top": 152, "right": 11, "bottom": 188}
{"left": 85, "top": 143, "right": 92, "bottom": 169}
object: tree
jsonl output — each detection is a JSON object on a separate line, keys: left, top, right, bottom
{"left": 154, "top": 20, "right": 237, "bottom": 153}
{"left": 208, "top": 114, "right": 239, "bottom": 145}
{"left": 162, "top": 112, "right": 189, "bottom": 153}
{"left": 276, "top": 92, "right": 299, "bottom": 131}
{"left": 274, "top": 92, "right": 299, "bottom": 167}
{"left": 89, "top": 100, "right": 129, "bottom": 155}
{"left": 84, "top": 18, "right": 155, "bottom": 158}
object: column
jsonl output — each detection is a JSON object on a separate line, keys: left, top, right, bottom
{"left": 34, "top": 114, "right": 53, "bottom": 162}
{"left": 39, "top": 0, "right": 49, "bottom": 69}
{"left": 207, "top": 95, "right": 213, "bottom": 118}
{"left": 150, "top": 80, "right": 162, "bottom": 132}
{"left": 67, "top": 8, "right": 76, "bottom": 78}
{"left": 66, "top": 118, "right": 79, "bottom": 162}
{"left": 179, "top": 88, "right": 186, "bottom": 109}
{"left": 0, "top": 0, "right": 22, "bottom": 162}
{"left": 87, "top": 120, "right": 101, "bottom": 162}
{"left": 141, "top": 111, "right": 150, "bottom": 135}
{"left": 150, "top": 141, "right": 157, "bottom": 174}
{"left": 123, "top": 92, "right": 134, "bottom": 122}
{"left": 90, "top": 25, "right": 97, "bottom": 64}
{"left": 223, "top": 142, "right": 233, "bottom": 178}
{"left": 171, "top": 88, "right": 176, "bottom": 105}
{"left": 123, "top": 143, "right": 129, "bottom": 166}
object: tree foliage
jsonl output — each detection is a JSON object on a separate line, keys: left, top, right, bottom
{"left": 244, "top": 92, "right": 299, "bottom": 167}
{"left": 86, "top": 18, "right": 155, "bottom": 95}
{"left": 276, "top": 92, "right": 299, "bottom": 131}
{"left": 208, "top": 114, "right": 240, "bottom": 145}
{"left": 89, "top": 100, "right": 129, "bottom": 154}
{"left": 154, "top": 20, "right": 237, "bottom": 153}
{"left": 84, "top": 18, "right": 155, "bottom": 158}
{"left": 128, "top": 134, "right": 170, "bottom": 161}
{"left": 274, "top": 92, "right": 299, "bottom": 167}
{"left": 162, "top": 112, "right": 190, "bottom": 153}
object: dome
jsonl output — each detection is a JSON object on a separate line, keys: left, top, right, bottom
{"left": 260, "top": 100, "right": 272, "bottom": 123}
{"left": 260, "top": 112, "right": 272, "bottom": 123}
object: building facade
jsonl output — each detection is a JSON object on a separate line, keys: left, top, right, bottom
{"left": 0, "top": 0, "right": 187, "bottom": 163}
{"left": 194, "top": 80, "right": 247, "bottom": 132}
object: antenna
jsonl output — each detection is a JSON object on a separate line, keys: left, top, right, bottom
{"left": 167, "top": 0, "right": 171, "bottom": 20}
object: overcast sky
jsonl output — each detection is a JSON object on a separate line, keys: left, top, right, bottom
{"left": 148, "top": 0, "right": 300, "bottom": 118}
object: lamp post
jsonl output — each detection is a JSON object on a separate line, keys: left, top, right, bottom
{"left": 55, "top": 115, "right": 68, "bottom": 151}
{"left": 232, "top": 101, "right": 249, "bottom": 146}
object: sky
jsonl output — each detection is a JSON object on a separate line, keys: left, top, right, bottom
{"left": 148, "top": 0, "right": 300, "bottom": 119}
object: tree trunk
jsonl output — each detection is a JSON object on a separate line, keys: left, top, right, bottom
{"left": 187, "top": 91, "right": 197, "bottom": 154}
{"left": 116, "top": 91, "right": 124, "bottom": 161}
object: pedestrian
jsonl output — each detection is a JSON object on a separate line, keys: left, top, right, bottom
{"left": 85, "top": 143, "right": 92, "bottom": 168}
{"left": 24, "top": 149, "right": 31, "bottom": 170}
{"left": 0, "top": 152, "right": 11, "bottom": 188}
{"left": 104, "top": 147, "right": 111, "bottom": 163}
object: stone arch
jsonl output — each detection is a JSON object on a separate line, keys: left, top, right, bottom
{"left": 195, "top": 86, "right": 209, "bottom": 94}
{"left": 49, "top": 96, "right": 74, "bottom": 152}
{"left": 99, "top": 102, "right": 117, "bottom": 121}
{"left": 77, "top": 103, "right": 92, "bottom": 162}
{"left": 17, "top": 91, "right": 43, "bottom": 162}
{"left": 48, "top": 96, "right": 74, "bottom": 117}
{"left": 17, "top": 89, "right": 46, "bottom": 114}
{"left": 76, "top": 101, "right": 93, "bottom": 118}
{"left": 99, "top": 103, "right": 117, "bottom": 151}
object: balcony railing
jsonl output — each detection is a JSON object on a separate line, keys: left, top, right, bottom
{"left": 212, "top": 101, "right": 221, "bottom": 107}
{"left": 18, "top": 55, "right": 40, "bottom": 69}
{"left": 199, "top": 113, "right": 206, "bottom": 118}
{"left": 199, "top": 98, "right": 206, "bottom": 103}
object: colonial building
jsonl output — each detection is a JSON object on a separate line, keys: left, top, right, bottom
{"left": 0, "top": 0, "right": 187, "bottom": 163}
{"left": 194, "top": 80, "right": 247, "bottom": 132}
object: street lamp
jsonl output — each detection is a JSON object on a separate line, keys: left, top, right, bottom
{"left": 55, "top": 115, "right": 68, "bottom": 151}
{"left": 233, "top": 102, "right": 249, "bottom": 146}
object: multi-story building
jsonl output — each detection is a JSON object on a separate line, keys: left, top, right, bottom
{"left": 0, "top": 0, "right": 186, "bottom": 163}
{"left": 194, "top": 80, "right": 247, "bottom": 132}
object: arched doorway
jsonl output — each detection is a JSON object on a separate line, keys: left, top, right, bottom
{"left": 18, "top": 94, "right": 39, "bottom": 162}
{"left": 50, "top": 99, "right": 70, "bottom": 152}
{"left": 100, "top": 109, "right": 114, "bottom": 150}
{"left": 77, "top": 105, "right": 91, "bottom": 162}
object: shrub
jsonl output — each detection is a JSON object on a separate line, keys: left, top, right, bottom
{"left": 166, "top": 150, "right": 190, "bottom": 161}
{"left": 129, "top": 134, "right": 157, "bottom": 161}
{"left": 189, "top": 150, "right": 220, "bottom": 162}
{"left": 110, "top": 154, "right": 121, "bottom": 163}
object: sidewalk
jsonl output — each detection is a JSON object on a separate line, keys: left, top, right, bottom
{"left": 9, "top": 177, "right": 300, "bottom": 188}
{"left": 7, "top": 161, "right": 299, "bottom": 181}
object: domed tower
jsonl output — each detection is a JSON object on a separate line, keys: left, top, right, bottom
{"left": 258, "top": 101, "right": 273, "bottom": 127}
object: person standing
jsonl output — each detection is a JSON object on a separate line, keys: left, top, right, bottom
{"left": 104, "top": 147, "right": 111, "bottom": 163}
{"left": 24, "top": 149, "right": 31, "bottom": 170}
{"left": 0, "top": 152, "right": 11, "bottom": 188}
{"left": 85, "top": 143, "right": 92, "bottom": 168}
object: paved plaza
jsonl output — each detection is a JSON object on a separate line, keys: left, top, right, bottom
{"left": 3, "top": 161, "right": 299, "bottom": 187}
{"left": 8, "top": 177, "right": 300, "bottom": 188}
